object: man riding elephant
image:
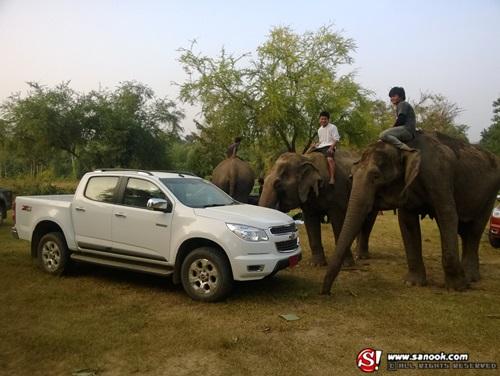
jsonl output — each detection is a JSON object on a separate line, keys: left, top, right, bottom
{"left": 379, "top": 87, "right": 417, "bottom": 152}
{"left": 309, "top": 111, "right": 340, "bottom": 185}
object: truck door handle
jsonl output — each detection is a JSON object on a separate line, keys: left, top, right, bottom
{"left": 114, "top": 212, "right": 127, "bottom": 218}
{"left": 75, "top": 207, "right": 86, "bottom": 212}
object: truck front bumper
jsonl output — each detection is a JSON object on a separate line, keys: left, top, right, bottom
{"left": 231, "top": 247, "right": 302, "bottom": 281}
{"left": 11, "top": 226, "right": 19, "bottom": 239}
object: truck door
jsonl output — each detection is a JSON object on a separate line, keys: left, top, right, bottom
{"left": 111, "top": 177, "right": 173, "bottom": 261}
{"left": 72, "top": 176, "right": 119, "bottom": 251}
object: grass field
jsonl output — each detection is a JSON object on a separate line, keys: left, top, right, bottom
{"left": 0, "top": 210, "right": 499, "bottom": 375}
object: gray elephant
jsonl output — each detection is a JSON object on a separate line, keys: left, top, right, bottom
{"left": 212, "top": 158, "right": 256, "bottom": 203}
{"left": 322, "top": 131, "right": 500, "bottom": 294}
{"left": 259, "top": 151, "right": 377, "bottom": 266}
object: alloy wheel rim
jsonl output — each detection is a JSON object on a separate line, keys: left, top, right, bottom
{"left": 42, "top": 240, "right": 61, "bottom": 272}
{"left": 188, "top": 258, "right": 219, "bottom": 295}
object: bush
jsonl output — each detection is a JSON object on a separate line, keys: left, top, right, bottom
{"left": 7, "top": 175, "right": 77, "bottom": 196}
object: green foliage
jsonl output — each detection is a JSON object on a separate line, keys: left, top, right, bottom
{"left": 480, "top": 97, "right": 500, "bottom": 155}
{"left": 413, "top": 92, "right": 469, "bottom": 141}
{"left": 8, "top": 174, "right": 75, "bottom": 196}
{"left": 0, "top": 81, "right": 184, "bottom": 178}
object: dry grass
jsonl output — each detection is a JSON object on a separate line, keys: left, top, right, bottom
{"left": 1, "top": 211, "right": 499, "bottom": 375}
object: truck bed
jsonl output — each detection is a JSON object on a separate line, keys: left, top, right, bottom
{"left": 14, "top": 194, "right": 75, "bottom": 247}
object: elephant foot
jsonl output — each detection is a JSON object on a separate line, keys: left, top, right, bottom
{"left": 319, "top": 287, "right": 331, "bottom": 296}
{"left": 464, "top": 266, "right": 481, "bottom": 282}
{"left": 310, "top": 254, "right": 327, "bottom": 267}
{"left": 342, "top": 254, "right": 355, "bottom": 268}
{"left": 445, "top": 273, "right": 470, "bottom": 291}
{"left": 403, "top": 271, "right": 427, "bottom": 287}
{"left": 464, "top": 268, "right": 480, "bottom": 283}
{"left": 356, "top": 251, "right": 370, "bottom": 260}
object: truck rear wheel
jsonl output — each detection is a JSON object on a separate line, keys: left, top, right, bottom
{"left": 181, "top": 247, "right": 233, "bottom": 302}
{"left": 37, "top": 232, "right": 70, "bottom": 275}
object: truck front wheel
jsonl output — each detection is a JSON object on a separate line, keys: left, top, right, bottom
{"left": 181, "top": 247, "right": 233, "bottom": 302}
{"left": 37, "top": 232, "right": 70, "bottom": 275}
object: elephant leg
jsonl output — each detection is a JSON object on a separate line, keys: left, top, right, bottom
{"left": 328, "top": 210, "right": 355, "bottom": 267}
{"left": 434, "top": 205, "right": 468, "bottom": 291}
{"left": 398, "top": 209, "right": 427, "bottom": 286}
{"left": 355, "top": 210, "right": 377, "bottom": 259}
{"left": 459, "top": 213, "right": 490, "bottom": 283}
{"left": 303, "top": 209, "right": 327, "bottom": 266}
{"left": 459, "top": 224, "right": 480, "bottom": 283}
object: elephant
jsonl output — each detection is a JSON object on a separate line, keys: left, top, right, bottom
{"left": 322, "top": 131, "right": 500, "bottom": 294}
{"left": 211, "top": 157, "right": 256, "bottom": 203}
{"left": 259, "top": 151, "right": 377, "bottom": 266}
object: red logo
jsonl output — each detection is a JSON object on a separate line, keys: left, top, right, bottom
{"left": 357, "top": 348, "right": 382, "bottom": 373}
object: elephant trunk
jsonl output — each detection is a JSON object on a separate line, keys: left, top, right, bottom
{"left": 321, "top": 178, "right": 375, "bottom": 294}
{"left": 258, "top": 176, "right": 278, "bottom": 208}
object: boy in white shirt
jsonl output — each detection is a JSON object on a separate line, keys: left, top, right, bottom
{"left": 310, "top": 111, "right": 340, "bottom": 185}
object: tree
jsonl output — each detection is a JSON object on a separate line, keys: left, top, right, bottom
{"left": 178, "top": 25, "right": 380, "bottom": 171}
{"left": 0, "top": 81, "right": 185, "bottom": 177}
{"left": 480, "top": 97, "right": 500, "bottom": 155}
{"left": 413, "top": 92, "right": 469, "bottom": 141}
{"left": 0, "top": 82, "right": 81, "bottom": 176}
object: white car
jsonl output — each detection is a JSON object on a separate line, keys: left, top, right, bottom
{"left": 12, "top": 169, "right": 301, "bottom": 302}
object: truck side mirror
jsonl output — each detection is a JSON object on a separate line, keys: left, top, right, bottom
{"left": 147, "top": 198, "right": 172, "bottom": 213}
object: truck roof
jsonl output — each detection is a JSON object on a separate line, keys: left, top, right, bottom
{"left": 91, "top": 169, "right": 200, "bottom": 179}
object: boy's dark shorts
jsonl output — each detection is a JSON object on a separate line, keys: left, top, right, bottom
{"left": 314, "top": 145, "right": 335, "bottom": 158}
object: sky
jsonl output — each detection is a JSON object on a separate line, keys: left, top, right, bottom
{"left": 1, "top": 0, "right": 499, "bottom": 142}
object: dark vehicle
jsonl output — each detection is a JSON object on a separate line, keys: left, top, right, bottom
{"left": 0, "top": 187, "right": 13, "bottom": 225}
{"left": 489, "top": 195, "right": 500, "bottom": 248}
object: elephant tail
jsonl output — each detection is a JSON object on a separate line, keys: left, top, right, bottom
{"left": 229, "top": 161, "right": 238, "bottom": 197}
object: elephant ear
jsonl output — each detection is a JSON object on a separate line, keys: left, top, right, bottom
{"left": 401, "top": 150, "right": 421, "bottom": 197}
{"left": 298, "top": 162, "right": 322, "bottom": 203}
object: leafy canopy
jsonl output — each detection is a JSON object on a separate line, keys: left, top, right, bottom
{"left": 178, "top": 25, "right": 382, "bottom": 172}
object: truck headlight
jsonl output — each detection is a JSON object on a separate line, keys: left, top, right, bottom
{"left": 226, "top": 223, "right": 269, "bottom": 242}
{"left": 493, "top": 208, "right": 500, "bottom": 218}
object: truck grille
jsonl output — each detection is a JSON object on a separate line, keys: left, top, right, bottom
{"left": 275, "top": 238, "right": 298, "bottom": 252}
{"left": 270, "top": 223, "right": 296, "bottom": 234}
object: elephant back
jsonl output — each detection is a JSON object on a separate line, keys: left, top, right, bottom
{"left": 211, "top": 158, "right": 256, "bottom": 202}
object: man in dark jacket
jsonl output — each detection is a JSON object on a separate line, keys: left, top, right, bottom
{"left": 379, "top": 87, "right": 417, "bottom": 152}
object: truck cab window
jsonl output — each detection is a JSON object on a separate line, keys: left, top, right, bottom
{"left": 84, "top": 177, "right": 119, "bottom": 203}
{"left": 123, "top": 178, "right": 166, "bottom": 208}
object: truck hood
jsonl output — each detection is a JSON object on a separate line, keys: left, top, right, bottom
{"left": 194, "top": 204, "right": 293, "bottom": 229}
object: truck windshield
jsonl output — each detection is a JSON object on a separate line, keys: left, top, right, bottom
{"left": 160, "top": 178, "right": 237, "bottom": 208}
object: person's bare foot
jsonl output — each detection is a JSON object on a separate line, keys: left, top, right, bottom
{"left": 329, "top": 179, "right": 335, "bottom": 185}
{"left": 399, "top": 144, "right": 417, "bottom": 152}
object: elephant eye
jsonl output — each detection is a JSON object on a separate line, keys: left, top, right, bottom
{"left": 274, "top": 179, "right": 283, "bottom": 190}
{"left": 370, "top": 169, "right": 382, "bottom": 182}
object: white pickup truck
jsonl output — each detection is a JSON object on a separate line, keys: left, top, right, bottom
{"left": 12, "top": 169, "right": 301, "bottom": 301}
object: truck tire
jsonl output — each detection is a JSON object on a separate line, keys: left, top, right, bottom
{"left": 181, "top": 247, "right": 233, "bottom": 302}
{"left": 37, "top": 232, "right": 70, "bottom": 275}
{"left": 489, "top": 234, "right": 500, "bottom": 249}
